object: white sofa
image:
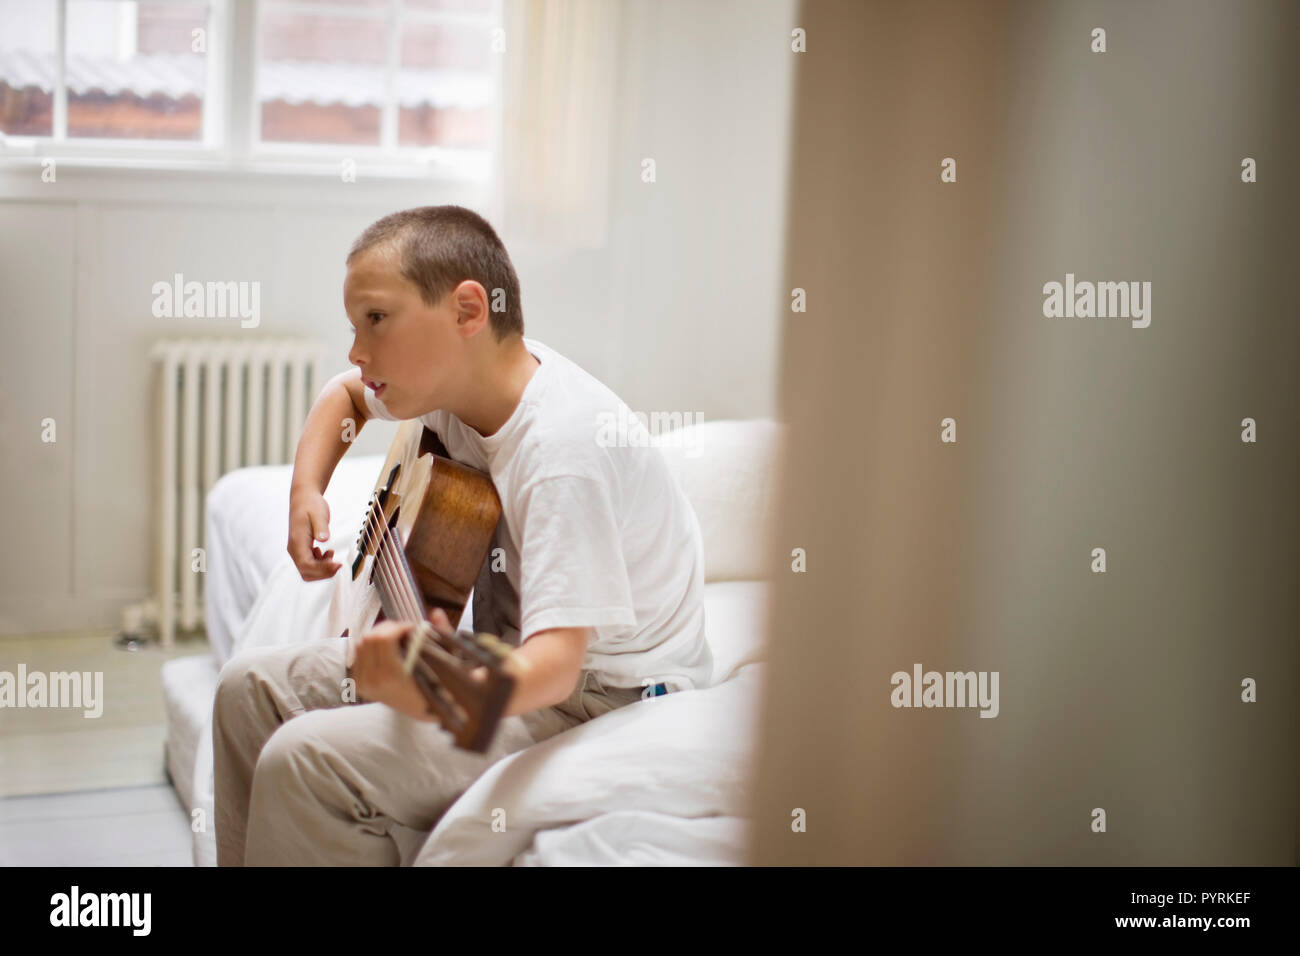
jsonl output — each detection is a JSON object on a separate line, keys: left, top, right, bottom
{"left": 161, "top": 417, "right": 784, "bottom": 865}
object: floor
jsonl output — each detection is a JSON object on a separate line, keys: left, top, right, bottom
{"left": 0, "top": 784, "right": 194, "bottom": 866}
{"left": 0, "top": 627, "right": 208, "bottom": 865}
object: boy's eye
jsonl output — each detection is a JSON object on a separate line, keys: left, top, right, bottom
{"left": 369, "top": 312, "right": 385, "bottom": 323}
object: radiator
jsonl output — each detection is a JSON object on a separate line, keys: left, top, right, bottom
{"left": 146, "top": 338, "right": 328, "bottom": 647}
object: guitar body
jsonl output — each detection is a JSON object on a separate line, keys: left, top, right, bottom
{"left": 325, "top": 421, "right": 515, "bottom": 752}
{"left": 327, "top": 421, "right": 502, "bottom": 650}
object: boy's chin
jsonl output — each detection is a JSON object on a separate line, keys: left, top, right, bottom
{"left": 384, "top": 391, "right": 432, "bottom": 418}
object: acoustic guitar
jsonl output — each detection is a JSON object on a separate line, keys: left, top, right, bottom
{"left": 324, "top": 420, "right": 520, "bottom": 753}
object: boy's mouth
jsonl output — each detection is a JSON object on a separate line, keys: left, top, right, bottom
{"left": 364, "top": 378, "right": 386, "bottom": 397}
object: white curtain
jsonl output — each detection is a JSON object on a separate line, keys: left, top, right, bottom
{"left": 497, "top": 0, "right": 622, "bottom": 250}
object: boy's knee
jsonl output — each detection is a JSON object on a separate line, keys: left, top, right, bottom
{"left": 214, "top": 648, "right": 281, "bottom": 720}
{"left": 254, "top": 721, "right": 302, "bottom": 782}
{"left": 215, "top": 654, "right": 255, "bottom": 716}
{"left": 253, "top": 711, "right": 336, "bottom": 792}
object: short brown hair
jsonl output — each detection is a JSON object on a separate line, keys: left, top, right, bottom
{"left": 347, "top": 205, "right": 524, "bottom": 341}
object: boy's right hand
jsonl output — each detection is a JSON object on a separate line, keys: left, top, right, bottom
{"left": 288, "top": 488, "right": 343, "bottom": 581}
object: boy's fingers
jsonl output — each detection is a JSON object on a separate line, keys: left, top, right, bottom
{"left": 297, "top": 543, "right": 340, "bottom": 578}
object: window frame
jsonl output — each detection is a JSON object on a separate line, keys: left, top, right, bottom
{"left": 0, "top": 0, "right": 502, "bottom": 183}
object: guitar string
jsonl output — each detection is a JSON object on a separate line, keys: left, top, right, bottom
{"left": 354, "top": 505, "right": 404, "bottom": 615}
{"left": 371, "top": 523, "right": 443, "bottom": 683}
{"left": 355, "top": 499, "right": 427, "bottom": 628}
{"left": 354, "top": 498, "right": 482, "bottom": 723}
{"left": 380, "top": 533, "right": 424, "bottom": 623}
{"left": 357, "top": 502, "right": 423, "bottom": 624}
{"left": 345, "top": 504, "right": 447, "bottom": 709}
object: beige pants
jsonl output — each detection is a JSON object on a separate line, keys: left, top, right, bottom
{"left": 212, "top": 637, "right": 644, "bottom": 866}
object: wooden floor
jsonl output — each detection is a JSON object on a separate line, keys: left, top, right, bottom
{"left": 0, "top": 627, "right": 209, "bottom": 865}
{"left": 0, "top": 784, "right": 194, "bottom": 866}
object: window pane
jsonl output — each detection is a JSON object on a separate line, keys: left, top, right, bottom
{"left": 398, "top": 20, "right": 492, "bottom": 149}
{"left": 400, "top": 19, "right": 491, "bottom": 71}
{"left": 403, "top": 0, "right": 494, "bottom": 12}
{"left": 257, "top": 11, "right": 387, "bottom": 146}
{"left": 66, "top": 0, "right": 209, "bottom": 140}
{"left": 0, "top": 0, "right": 57, "bottom": 136}
{"left": 262, "top": 0, "right": 388, "bottom": 8}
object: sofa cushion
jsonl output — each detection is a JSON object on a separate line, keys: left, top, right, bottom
{"left": 652, "top": 418, "right": 785, "bottom": 582}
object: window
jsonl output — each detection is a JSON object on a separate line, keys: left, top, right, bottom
{"left": 0, "top": 0, "right": 214, "bottom": 142}
{"left": 0, "top": 0, "right": 500, "bottom": 177}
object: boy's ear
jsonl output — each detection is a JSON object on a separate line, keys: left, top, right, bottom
{"left": 452, "top": 281, "right": 491, "bottom": 330}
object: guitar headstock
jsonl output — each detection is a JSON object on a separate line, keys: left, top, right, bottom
{"left": 398, "top": 622, "right": 519, "bottom": 753}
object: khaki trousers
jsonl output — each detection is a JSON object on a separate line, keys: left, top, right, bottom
{"left": 212, "top": 637, "right": 644, "bottom": 866}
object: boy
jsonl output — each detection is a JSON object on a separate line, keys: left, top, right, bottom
{"left": 212, "top": 205, "right": 712, "bottom": 866}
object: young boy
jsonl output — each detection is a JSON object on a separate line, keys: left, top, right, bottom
{"left": 212, "top": 205, "right": 713, "bottom": 866}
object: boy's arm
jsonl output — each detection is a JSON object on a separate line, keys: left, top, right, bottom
{"left": 352, "top": 618, "right": 589, "bottom": 724}
{"left": 477, "top": 626, "right": 590, "bottom": 718}
{"left": 291, "top": 367, "right": 371, "bottom": 496}
{"left": 286, "top": 368, "right": 372, "bottom": 580}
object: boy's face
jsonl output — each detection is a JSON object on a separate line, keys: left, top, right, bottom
{"left": 343, "top": 247, "right": 466, "bottom": 420}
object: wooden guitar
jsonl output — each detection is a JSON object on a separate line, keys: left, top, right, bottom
{"left": 324, "top": 420, "right": 520, "bottom": 753}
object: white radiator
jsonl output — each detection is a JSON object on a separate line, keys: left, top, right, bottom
{"left": 146, "top": 338, "right": 327, "bottom": 647}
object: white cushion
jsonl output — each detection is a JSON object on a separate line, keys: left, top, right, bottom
{"left": 702, "top": 580, "right": 771, "bottom": 684}
{"left": 652, "top": 418, "right": 785, "bottom": 582}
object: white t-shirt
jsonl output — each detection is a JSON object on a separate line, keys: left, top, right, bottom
{"left": 361, "top": 337, "right": 713, "bottom": 693}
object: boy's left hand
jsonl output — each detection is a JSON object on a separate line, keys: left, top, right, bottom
{"left": 351, "top": 612, "right": 454, "bottom": 722}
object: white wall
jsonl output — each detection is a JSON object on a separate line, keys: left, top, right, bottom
{"left": 0, "top": 0, "right": 796, "bottom": 635}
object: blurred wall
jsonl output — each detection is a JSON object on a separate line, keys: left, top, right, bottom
{"left": 751, "top": 0, "right": 1298, "bottom": 864}
{"left": 0, "top": 0, "right": 796, "bottom": 635}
